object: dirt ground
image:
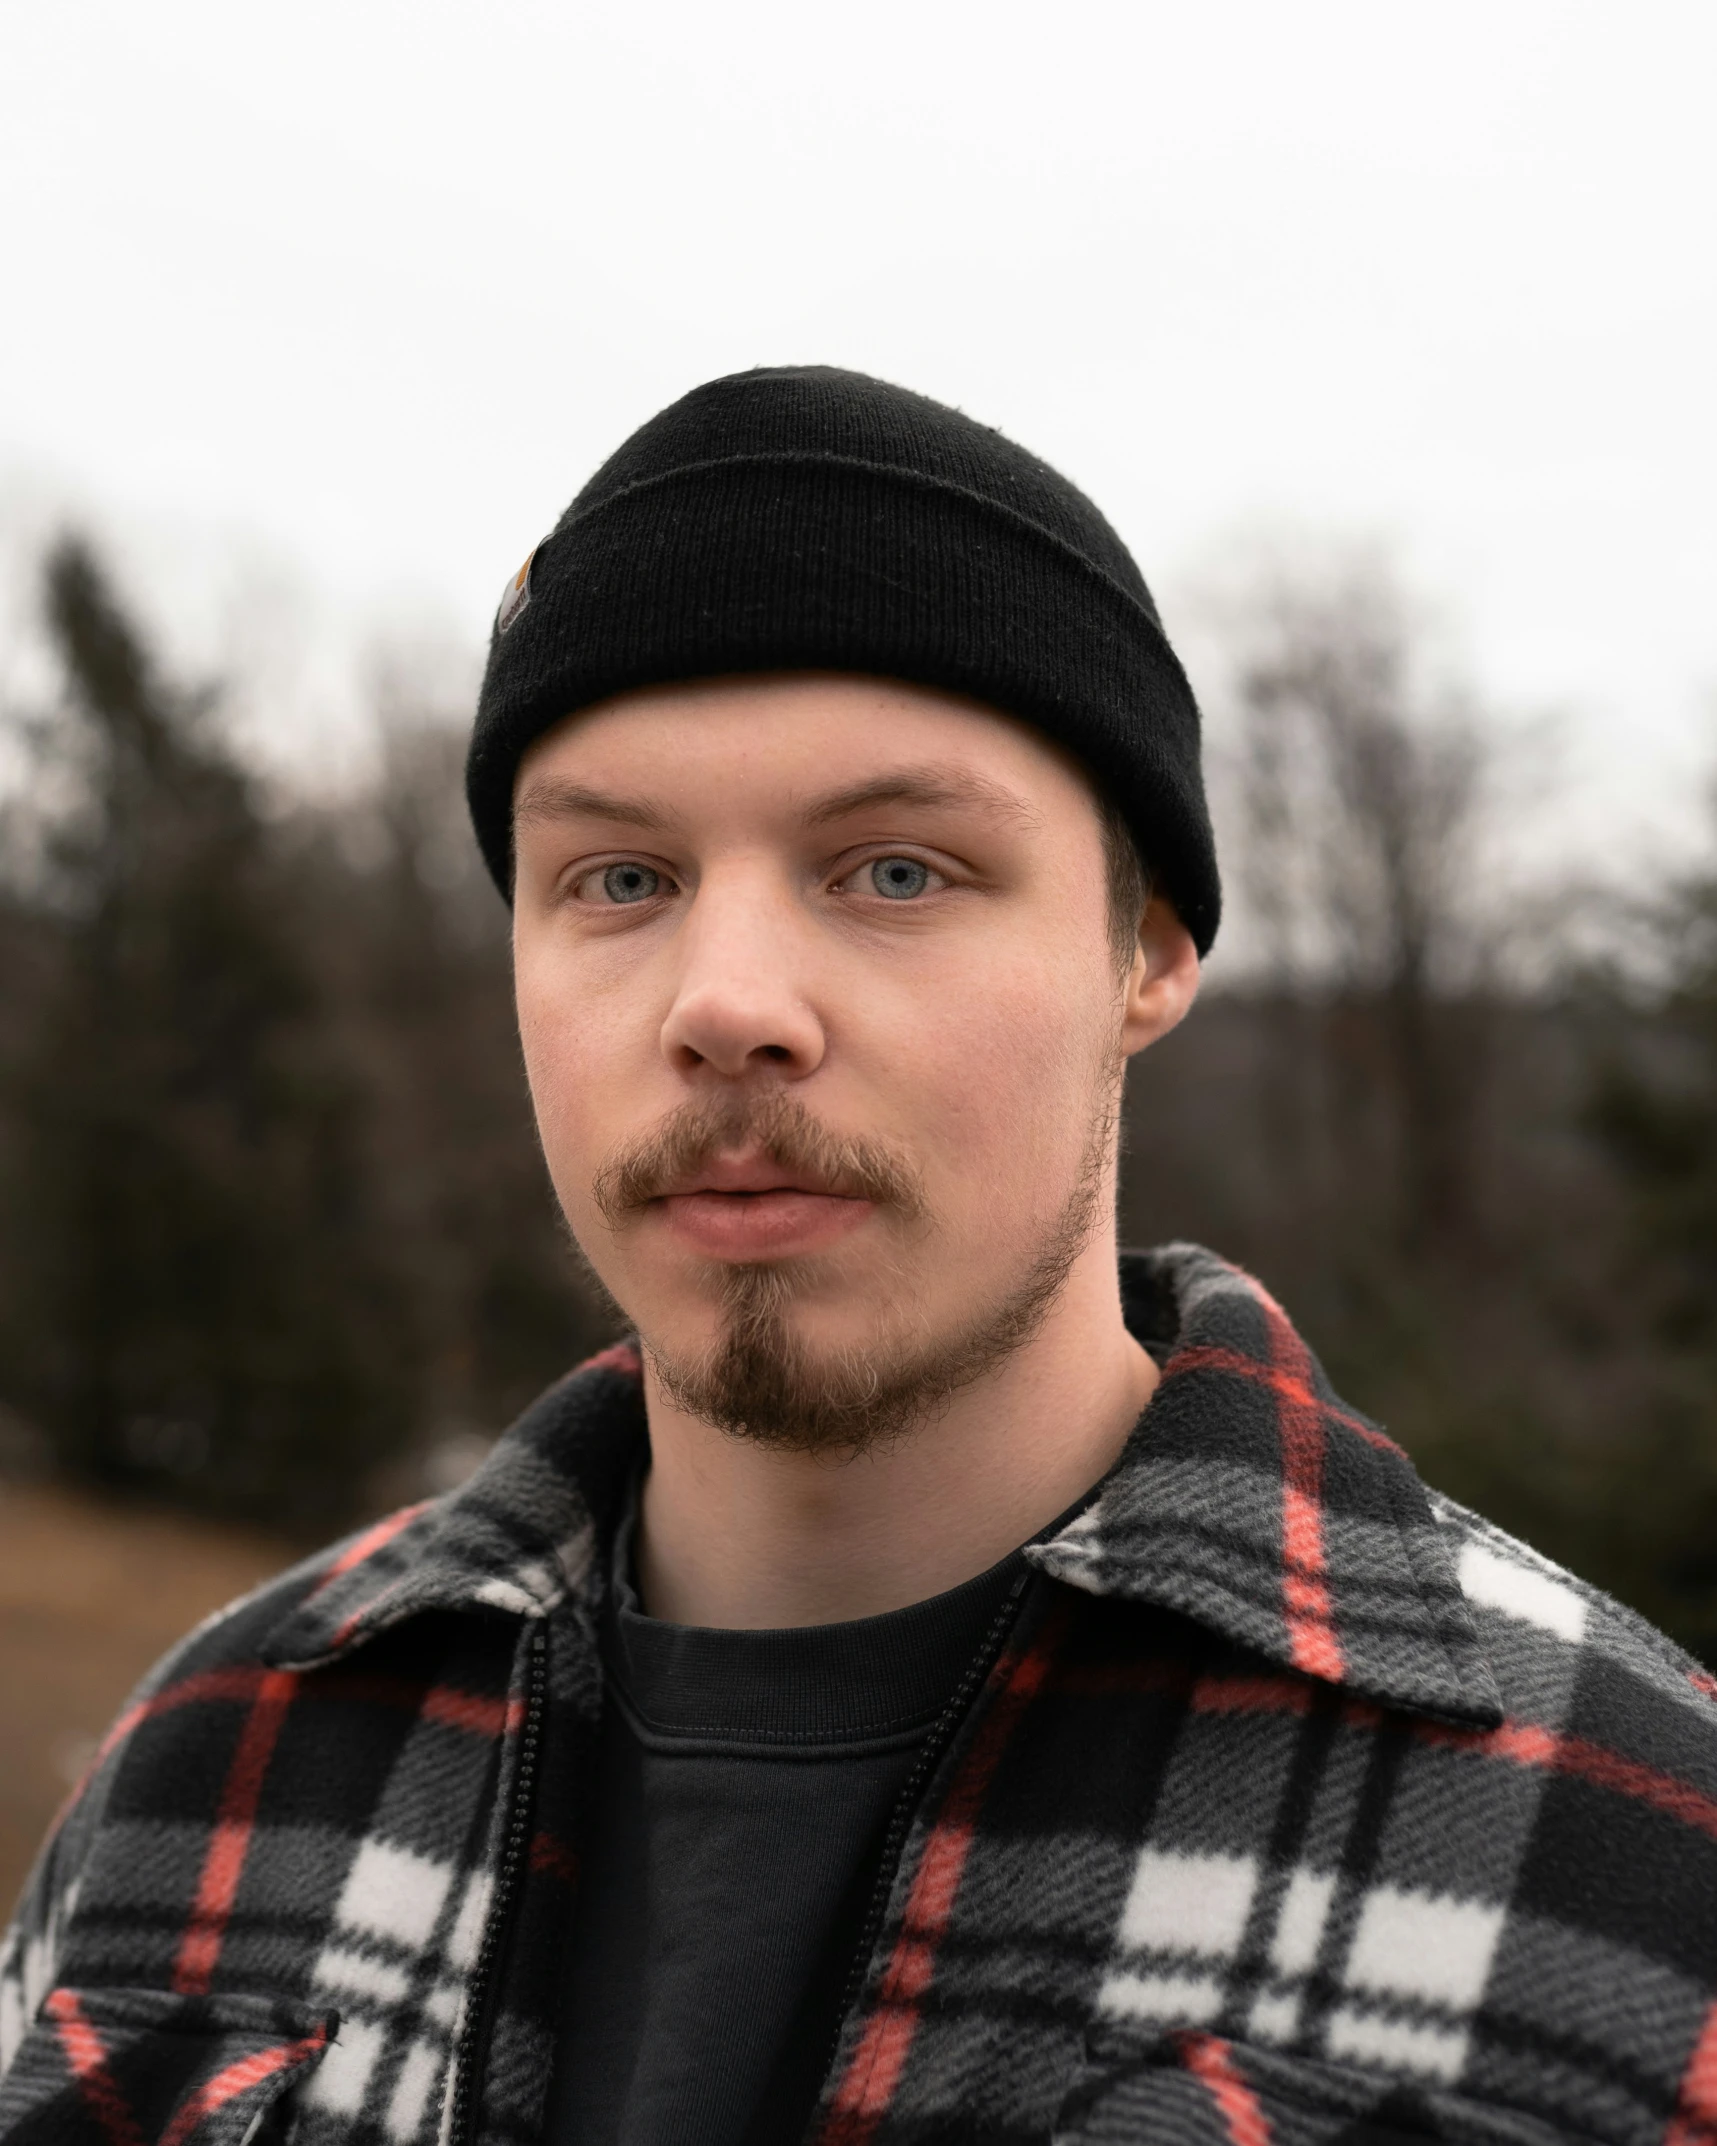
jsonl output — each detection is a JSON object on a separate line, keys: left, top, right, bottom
{"left": 0, "top": 1481, "right": 293, "bottom": 1915}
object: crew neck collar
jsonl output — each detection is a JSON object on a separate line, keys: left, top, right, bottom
{"left": 600, "top": 1492, "right": 1031, "bottom": 1749}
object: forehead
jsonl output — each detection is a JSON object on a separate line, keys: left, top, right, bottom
{"left": 513, "top": 672, "right": 1106, "bottom": 834}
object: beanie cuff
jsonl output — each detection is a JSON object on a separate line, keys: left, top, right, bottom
{"left": 471, "top": 450, "right": 1219, "bottom": 953}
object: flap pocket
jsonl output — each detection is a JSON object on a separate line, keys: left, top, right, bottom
{"left": 0, "top": 1987, "right": 335, "bottom": 2146}
{"left": 1057, "top": 2030, "right": 1594, "bottom": 2146}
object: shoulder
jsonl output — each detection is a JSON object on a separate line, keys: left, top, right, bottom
{"left": 1432, "top": 1486, "right": 1717, "bottom": 1736}
{"left": 2, "top": 1508, "right": 420, "bottom": 1921}
{"left": 1424, "top": 1495, "right": 1717, "bottom": 2074}
{"left": 126, "top": 1507, "right": 433, "bottom": 1689}
{"left": 1, "top": 1509, "right": 422, "bottom": 2076}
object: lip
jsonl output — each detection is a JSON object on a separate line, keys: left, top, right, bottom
{"left": 654, "top": 1186, "right": 875, "bottom": 1260}
{"left": 658, "top": 1152, "right": 850, "bottom": 1200}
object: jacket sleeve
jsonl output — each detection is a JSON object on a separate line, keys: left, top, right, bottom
{"left": 0, "top": 1561, "right": 315, "bottom": 2087}
{"left": 0, "top": 1723, "right": 120, "bottom": 2082}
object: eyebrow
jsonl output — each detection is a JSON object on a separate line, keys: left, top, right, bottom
{"left": 801, "top": 765, "right": 1043, "bottom": 830}
{"left": 511, "top": 762, "right": 1043, "bottom": 838}
{"left": 512, "top": 779, "right": 680, "bottom": 834}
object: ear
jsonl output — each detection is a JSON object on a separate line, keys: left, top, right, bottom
{"left": 1120, "top": 895, "right": 1200, "bottom": 1060}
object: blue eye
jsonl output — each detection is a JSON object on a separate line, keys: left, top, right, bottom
{"left": 870, "top": 857, "right": 931, "bottom": 900}
{"left": 602, "top": 863, "right": 661, "bottom": 904}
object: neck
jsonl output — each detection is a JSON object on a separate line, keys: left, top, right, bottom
{"left": 634, "top": 1230, "right": 1156, "bottom": 1627}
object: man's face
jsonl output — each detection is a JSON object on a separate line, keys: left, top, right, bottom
{"left": 511, "top": 674, "right": 1191, "bottom": 1449}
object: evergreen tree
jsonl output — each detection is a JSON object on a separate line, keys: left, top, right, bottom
{"left": 4, "top": 538, "right": 416, "bottom": 1532}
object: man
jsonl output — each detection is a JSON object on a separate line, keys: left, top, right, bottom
{"left": 3, "top": 369, "right": 1715, "bottom": 2146}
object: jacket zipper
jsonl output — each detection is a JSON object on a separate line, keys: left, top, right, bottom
{"left": 809, "top": 1570, "right": 1036, "bottom": 2133}
{"left": 449, "top": 1618, "right": 549, "bottom": 2146}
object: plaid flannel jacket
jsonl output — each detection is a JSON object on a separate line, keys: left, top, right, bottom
{"left": 5, "top": 1243, "right": 1717, "bottom": 2146}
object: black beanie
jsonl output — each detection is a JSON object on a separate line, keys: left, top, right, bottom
{"left": 468, "top": 366, "right": 1220, "bottom": 954}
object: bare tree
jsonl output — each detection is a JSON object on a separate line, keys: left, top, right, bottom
{"left": 1207, "top": 545, "right": 1503, "bottom": 1251}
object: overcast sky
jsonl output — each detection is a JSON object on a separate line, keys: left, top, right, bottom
{"left": 3, "top": 0, "right": 1713, "bottom": 865}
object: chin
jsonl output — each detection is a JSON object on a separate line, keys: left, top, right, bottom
{"left": 643, "top": 1258, "right": 924, "bottom": 1356}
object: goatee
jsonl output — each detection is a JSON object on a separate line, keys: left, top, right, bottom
{"left": 591, "top": 1075, "right": 1120, "bottom": 1456}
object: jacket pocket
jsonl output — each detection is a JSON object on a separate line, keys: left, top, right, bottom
{"left": 1055, "top": 2030, "right": 1596, "bottom": 2146}
{"left": 0, "top": 1988, "right": 335, "bottom": 2146}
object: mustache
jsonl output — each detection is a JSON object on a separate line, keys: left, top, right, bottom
{"left": 590, "top": 1090, "right": 928, "bottom": 1229}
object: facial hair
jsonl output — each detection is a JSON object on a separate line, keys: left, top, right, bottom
{"left": 588, "top": 1065, "right": 1122, "bottom": 1456}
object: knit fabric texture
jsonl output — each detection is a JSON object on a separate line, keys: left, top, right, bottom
{"left": 466, "top": 366, "right": 1221, "bottom": 954}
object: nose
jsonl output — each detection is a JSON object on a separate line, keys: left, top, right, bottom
{"left": 658, "top": 869, "right": 827, "bottom": 1083}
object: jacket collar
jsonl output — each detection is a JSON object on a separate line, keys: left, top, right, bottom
{"left": 263, "top": 1250, "right": 1501, "bottom": 1728}
{"left": 1029, "top": 1246, "right": 1501, "bottom": 1726}
{"left": 260, "top": 1342, "right": 644, "bottom": 1671}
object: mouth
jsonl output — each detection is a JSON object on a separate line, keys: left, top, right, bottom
{"left": 659, "top": 1152, "right": 853, "bottom": 1200}
{"left": 650, "top": 1151, "right": 876, "bottom": 1259}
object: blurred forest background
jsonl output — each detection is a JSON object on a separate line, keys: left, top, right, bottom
{"left": 3, "top": 529, "right": 1717, "bottom": 1734}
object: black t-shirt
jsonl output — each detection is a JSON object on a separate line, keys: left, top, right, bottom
{"left": 547, "top": 1510, "right": 1030, "bottom": 2146}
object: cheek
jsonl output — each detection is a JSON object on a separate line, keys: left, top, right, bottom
{"left": 513, "top": 950, "right": 633, "bottom": 1207}
{"left": 876, "top": 944, "right": 1113, "bottom": 1197}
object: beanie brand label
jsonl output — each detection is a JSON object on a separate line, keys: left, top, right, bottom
{"left": 496, "top": 549, "right": 535, "bottom": 635}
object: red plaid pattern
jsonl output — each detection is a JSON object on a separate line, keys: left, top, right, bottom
{"left": 5, "top": 1245, "right": 1717, "bottom": 2146}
